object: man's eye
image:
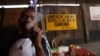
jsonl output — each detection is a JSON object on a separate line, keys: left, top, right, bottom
{"left": 22, "top": 16, "right": 27, "bottom": 19}
{"left": 31, "top": 16, "right": 34, "bottom": 20}
{"left": 22, "top": 15, "right": 35, "bottom": 20}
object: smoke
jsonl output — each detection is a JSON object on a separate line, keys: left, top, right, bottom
{"left": 35, "top": 12, "right": 44, "bottom": 22}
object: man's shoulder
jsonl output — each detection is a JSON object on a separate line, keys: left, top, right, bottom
{"left": 15, "top": 38, "right": 31, "bottom": 47}
{"left": 41, "top": 35, "right": 47, "bottom": 39}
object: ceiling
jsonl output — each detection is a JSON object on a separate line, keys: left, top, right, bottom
{"left": 0, "top": 0, "right": 100, "bottom": 5}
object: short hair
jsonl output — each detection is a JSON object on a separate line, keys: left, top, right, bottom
{"left": 20, "top": 6, "right": 35, "bottom": 19}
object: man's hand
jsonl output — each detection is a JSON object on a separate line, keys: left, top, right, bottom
{"left": 33, "top": 26, "right": 43, "bottom": 46}
{"left": 31, "top": 26, "right": 45, "bottom": 56}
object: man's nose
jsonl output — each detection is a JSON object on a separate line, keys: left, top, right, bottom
{"left": 26, "top": 17, "right": 32, "bottom": 22}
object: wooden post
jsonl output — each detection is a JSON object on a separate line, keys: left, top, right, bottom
{"left": 81, "top": 3, "right": 90, "bottom": 43}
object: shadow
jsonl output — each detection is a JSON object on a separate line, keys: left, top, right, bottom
{"left": 0, "top": 27, "right": 18, "bottom": 56}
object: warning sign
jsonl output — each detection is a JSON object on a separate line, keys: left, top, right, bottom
{"left": 46, "top": 14, "right": 77, "bottom": 31}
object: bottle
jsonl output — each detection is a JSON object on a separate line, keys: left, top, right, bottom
{"left": 69, "top": 46, "right": 76, "bottom": 56}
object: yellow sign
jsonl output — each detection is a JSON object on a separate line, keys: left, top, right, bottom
{"left": 46, "top": 14, "right": 77, "bottom": 31}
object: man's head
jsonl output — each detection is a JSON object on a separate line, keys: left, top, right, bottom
{"left": 18, "top": 6, "right": 38, "bottom": 32}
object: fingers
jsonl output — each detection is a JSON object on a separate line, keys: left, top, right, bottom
{"left": 30, "top": 26, "right": 43, "bottom": 45}
{"left": 33, "top": 26, "right": 43, "bottom": 35}
{"left": 32, "top": 26, "right": 43, "bottom": 46}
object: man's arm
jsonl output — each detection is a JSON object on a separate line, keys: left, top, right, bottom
{"left": 34, "top": 44, "right": 45, "bottom": 56}
{"left": 31, "top": 26, "right": 45, "bottom": 56}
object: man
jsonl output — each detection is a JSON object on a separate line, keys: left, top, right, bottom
{"left": 9, "top": 6, "right": 51, "bottom": 56}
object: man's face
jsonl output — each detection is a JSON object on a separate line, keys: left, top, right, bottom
{"left": 19, "top": 10, "right": 37, "bottom": 31}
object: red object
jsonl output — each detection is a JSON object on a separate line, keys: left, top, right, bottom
{"left": 73, "top": 48, "right": 96, "bottom": 56}
{"left": 65, "top": 48, "right": 96, "bottom": 56}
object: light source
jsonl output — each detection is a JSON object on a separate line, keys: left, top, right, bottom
{"left": 0, "top": 4, "right": 80, "bottom": 8}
